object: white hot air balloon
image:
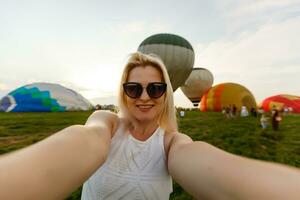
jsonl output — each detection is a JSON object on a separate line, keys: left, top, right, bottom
{"left": 0, "top": 82, "right": 94, "bottom": 112}
{"left": 181, "top": 68, "right": 214, "bottom": 107}
{"left": 138, "top": 33, "right": 195, "bottom": 91}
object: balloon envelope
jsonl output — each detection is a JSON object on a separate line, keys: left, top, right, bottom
{"left": 260, "top": 94, "right": 300, "bottom": 113}
{"left": 138, "top": 33, "right": 194, "bottom": 91}
{"left": 200, "top": 82, "right": 256, "bottom": 112}
{"left": 0, "top": 82, "right": 94, "bottom": 112}
{"left": 181, "top": 68, "right": 214, "bottom": 107}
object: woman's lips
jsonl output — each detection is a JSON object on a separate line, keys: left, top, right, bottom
{"left": 136, "top": 105, "right": 154, "bottom": 112}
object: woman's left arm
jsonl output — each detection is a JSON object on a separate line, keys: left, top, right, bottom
{"left": 168, "top": 133, "right": 300, "bottom": 200}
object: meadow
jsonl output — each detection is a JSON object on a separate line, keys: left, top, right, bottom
{"left": 1, "top": 111, "right": 299, "bottom": 199}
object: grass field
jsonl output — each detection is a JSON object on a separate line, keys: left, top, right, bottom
{"left": 1, "top": 111, "right": 300, "bottom": 199}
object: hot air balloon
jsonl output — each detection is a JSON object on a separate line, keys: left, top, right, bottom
{"left": 200, "top": 82, "right": 256, "bottom": 112}
{"left": 181, "top": 68, "right": 214, "bottom": 107}
{"left": 0, "top": 82, "right": 94, "bottom": 112}
{"left": 260, "top": 94, "right": 300, "bottom": 113}
{"left": 138, "top": 33, "right": 194, "bottom": 91}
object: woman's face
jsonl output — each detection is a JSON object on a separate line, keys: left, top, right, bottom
{"left": 125, "top": 65, "right": 165, "bottom": 123}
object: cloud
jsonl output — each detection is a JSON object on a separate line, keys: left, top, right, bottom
{"left": 228, "top": 0, "right": 300, "bottom": 18}
{"left": 0, "top": 83, "right": 10, "bottom": 91}
{"left": 215, "top": 0, "right": 300, "bottom": 33}
{"left": 194, "top": 16, "right": 300, "bottom": 103}
{"left": 109, "top": 21, "right": 171, "bottom": 37}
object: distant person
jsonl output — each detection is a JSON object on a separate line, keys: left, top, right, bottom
{"left": 272, "top": 109, "right": 282, "bottom": 131}
{"left": 271, "top": 105, "right": 277, "bottom": 115}
{"left": 179, "top": 110, "right": 185, "bottom": 118}
{"left": 250, "top": 107, "right": 257, "bottom": 117}
{"left": 283, "top": 106, "right": 289, "bottom": 116}
{"left": 231, "top": 104, "right": 237, "bottom": 117}
{"left": 222, "top": 106, "right": 226, "bottom": 114}
{"left": 257, "top": 108, "right": 264, "bottom": 116}
{"left": 260, "top": 114, "right": 268, "bottom": 129}
{"left": 240, "top": 106, "right": 249, "bottom": 117}
{"left": 95, "top": 104, "right": 102, "bottom": 110}
{"left": 225, "top": 106, "right": 231, "bottom": 119}
{"left": 1, "top": 52, "right": 300, "bottom": 200}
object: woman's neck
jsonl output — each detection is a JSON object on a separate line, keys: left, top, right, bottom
{"left": 129, "top": 120, "right": 159, "bottom": 141}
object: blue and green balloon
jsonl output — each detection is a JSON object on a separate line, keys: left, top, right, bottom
{"left": 0, "top": 82, "right": 93, "bottom": 112}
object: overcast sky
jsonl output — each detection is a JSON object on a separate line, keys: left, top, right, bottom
{"left": 1, "top": 0, "right": 300, "bottom": 107}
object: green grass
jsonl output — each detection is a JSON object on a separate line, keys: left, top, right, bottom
{"left": 1, "top": 111, "right": 299, "bottom": 199}
{"left": 0, "top": 112, "right": 92, "bottom": 154}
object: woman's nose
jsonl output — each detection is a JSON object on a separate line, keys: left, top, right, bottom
{"left": 139, "top": 88, "right": 150, "bottom": 100}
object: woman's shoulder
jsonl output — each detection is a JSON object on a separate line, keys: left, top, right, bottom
{"left": 88, "top": 110, "right": 119, "bottom": 122}
{"left": 164, "top": 131, "right": 193, "bottom": 158}
{"left": 167, "top": 132, "right": 193, "bottom": 144}
{"left": 86, "top": 110, "right": 120, "bottom": 136}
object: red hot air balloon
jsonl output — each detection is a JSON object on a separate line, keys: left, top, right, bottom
{"left": 260, "top": 94, "right": 300, "bottom": 113}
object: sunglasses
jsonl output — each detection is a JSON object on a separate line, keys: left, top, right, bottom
{"left": 123, "top": 82, "right": 167, "bottom": 99}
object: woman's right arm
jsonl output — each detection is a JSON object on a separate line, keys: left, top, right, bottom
{"left": 0, "top": 110, "right": 118, "bottom": 200}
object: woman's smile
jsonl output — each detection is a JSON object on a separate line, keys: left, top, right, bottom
{"left": 136, "top": 104, "right": 154, "bottom": 112}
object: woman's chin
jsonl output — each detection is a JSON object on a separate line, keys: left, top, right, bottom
{"left": 134, "top": 113, "right": 157, "bottom": 123}
{"left": 136, "top": 116, "right": 154, "bottom": 123}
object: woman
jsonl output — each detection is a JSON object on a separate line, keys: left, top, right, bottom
{"left": 81, "top": 52, "right": 179, "bottom": 199}
{"left": 0, "top": 52, "right": 300, "bottom": 200}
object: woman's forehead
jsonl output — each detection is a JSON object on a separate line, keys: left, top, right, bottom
{"left": 127, "top": 65, "right": 163, "bottom": 82}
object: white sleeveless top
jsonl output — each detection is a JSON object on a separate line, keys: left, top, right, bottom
{"left": 81, "top": 122, "right": 173, "bottom": 200}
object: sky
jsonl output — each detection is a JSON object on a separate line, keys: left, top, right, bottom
{"left": 1, "top": 0, "right": 300, "bottom": 108}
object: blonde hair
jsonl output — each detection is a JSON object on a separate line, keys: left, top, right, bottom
{"left": 118, "top": 52, "right": 178, "bottom": 133}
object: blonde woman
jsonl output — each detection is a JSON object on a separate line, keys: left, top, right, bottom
{"left": 0, "top": 52, "right": 300, "bottom": 200}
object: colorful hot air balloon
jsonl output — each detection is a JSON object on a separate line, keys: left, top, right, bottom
{"left": 138, "top": 33, "right": 194, "bottom": 91}
{"left": 200, "top": 82, "right": 256, "bottom": 112}
{"left": 180, "top": 68, "right": 214, "bottom": 107}
{"left": 0, "top": 82, "right": 94, "bottom": 112}
{"left": 260, "top": 94, "right": 300, "bottom": 113}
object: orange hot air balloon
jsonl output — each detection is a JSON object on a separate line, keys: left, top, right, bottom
{"left": 260, "top": 94, "right": 300, "bottom": 113}
{"left": 180, "top": 68, "right": 214, "bottom": 107}
{"left": 200, "top": 82, "right": 256, "bottom": 112}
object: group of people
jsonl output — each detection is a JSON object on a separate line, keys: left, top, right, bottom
{"left": 222, "top": 105, "right": 259, "bottom": 118}
{"left": 260, "top": 106, "right": 283, "bottom": 131}
{"left": 222, "top": 104, "right": 238, "bottom": 118}
{"left": 0, "top": 52, "right": 300, "bottom": 200}
{"left": 221, "top": 104, "right": 282, "bottom": 131}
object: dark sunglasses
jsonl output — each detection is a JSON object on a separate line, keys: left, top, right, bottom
{"left": 123, "top": 82, "right": 167, "bottom": 99}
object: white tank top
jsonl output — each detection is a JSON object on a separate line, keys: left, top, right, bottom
{"left": 81, "top": 122, "right": 173, "bottom": 200}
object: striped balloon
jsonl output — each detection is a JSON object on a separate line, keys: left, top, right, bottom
{"left": 200, "top": 82, "right": 256, "bottom": 112}
{"left": 260, "top": 94, "right": 300, "bottom": 113}
{"left": 181, "top": 68, "right": 214, "bottom": 107}
{"left": 138, "top": 33, "right": 194, "bottom": 91}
